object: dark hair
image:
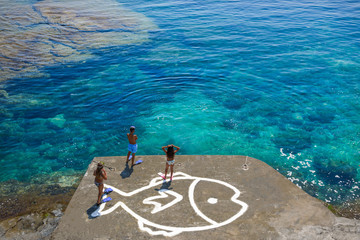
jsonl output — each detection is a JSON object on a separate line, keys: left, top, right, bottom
{"left": 96, "top": 163, "right": 103, "bottom": 177}
{"left": 167, "top": 146, "right": 174, "bottom": 158}
{"left": 130, "top": 126, "right": 135, "bottom": 132}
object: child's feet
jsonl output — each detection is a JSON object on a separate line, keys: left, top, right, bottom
{"left": 170, "top": 176, "right": 173, "bottom": 181}
{"left": 161, "top": 175, "right": 166, "bottom": 180}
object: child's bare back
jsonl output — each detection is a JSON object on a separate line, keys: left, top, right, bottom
{"left": 127, "top": 132, "right": 137, "bottom": 144}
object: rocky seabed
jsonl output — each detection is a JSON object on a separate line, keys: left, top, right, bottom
{"left": 0, "top": 0, "right": 157, "bottom": 81}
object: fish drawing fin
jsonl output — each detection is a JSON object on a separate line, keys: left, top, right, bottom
{"left": 97, "top": 183, "right": 133, "bottom": 216}
{"left": 143, "top": 190, "right": 183, "bottom": 214}
{"left": 138, "top": 221, "right": 182, "bottom": 237}
{"left": 151, "top": 172, "right": 193, "bottom": 185}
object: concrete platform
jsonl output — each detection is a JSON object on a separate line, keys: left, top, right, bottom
{"left": 51, "top": 155, "right": 358, "bottom": 239}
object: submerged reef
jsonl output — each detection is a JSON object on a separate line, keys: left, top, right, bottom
{"left": 0, "top": 0, "right": 157, "bottom": 81}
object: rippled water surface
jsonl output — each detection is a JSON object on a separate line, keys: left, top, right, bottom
{"left": 0, "top": 0, "right": 359, "bottom": 205}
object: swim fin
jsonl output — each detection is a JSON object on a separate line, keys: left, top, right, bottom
{"left": 101, "top": 197, "right": 112, "bottom": 203}
{"left": 135, "top": 160, "right": 143, "bottom": 165}
{"left": 91, "top": 210, "right": 101, "bottom": 218}
{"left": 104, "top": 188, "right": 113, "bottom": 194}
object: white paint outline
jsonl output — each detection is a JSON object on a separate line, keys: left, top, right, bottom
{"left": 188, "top": 179, "right": 217, "bottom": 225}
{"left": 98, "top": 172, "right": 248, "bottom": 237}
{"left": 207, "top": 198, "right": 218, "bottom": 204}
{"left": 143, "top": 190, "right": 183, "bottom": 214}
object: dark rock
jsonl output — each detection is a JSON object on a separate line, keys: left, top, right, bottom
{"left": 223, "top": 96, "right": 247, "bottom": 110}
{"left": 313, "top": 158, "right": 357, "bottom": 188}
{"left": 306, "top": 106, "right": 336, "bottom": 124}
{"left": 272, "top": 127, "right": 312, "bottom": 154}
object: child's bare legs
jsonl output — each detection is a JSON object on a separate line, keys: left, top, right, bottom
{"left": 164, "top": 163, "right": 169, "bottom": 180}
{"left": 126, "top": 151, "right": 131, "bottom": 162}
{"left": 170, "top": 165, "right": 174, "bottom": 181}
{"left": 131, "top": 153, "right": 135, "bottom": 166}
{"left": 97, "top": 184, "right": 104, "bottom": 205}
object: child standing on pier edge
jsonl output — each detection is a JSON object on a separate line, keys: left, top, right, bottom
{"left": 127, "top": 126, "right": 138, "bottom": 166}
{"left": 161, "top": 144, "right": 180, "bottom": 181}
{"left": 93, "top": 162, "right": 107, "bottom": 205}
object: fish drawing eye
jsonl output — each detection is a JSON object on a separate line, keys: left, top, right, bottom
{"left": 207, "top": 197, "right": 218, "bottom": 204}
{"left": 96, "top": 172, "right": 248, "bottom": 237}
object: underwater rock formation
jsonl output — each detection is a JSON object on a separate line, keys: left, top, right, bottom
{"left": 48, "top": 114, "right": 66, "bottom": 128}
{"left": 0, "top": 0, "right": 157, "bottom": 81}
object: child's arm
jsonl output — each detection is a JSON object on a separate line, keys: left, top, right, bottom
{"left": 174, "top": 145, "right": 180, "bottom": 153}
{"left": 161, "top": 146, "right": 167, "bottom": 154}
{"left": 135, "top": 135, "right": 138, "bottom": 141}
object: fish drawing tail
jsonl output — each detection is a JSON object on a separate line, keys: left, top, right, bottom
{"left": 96, "top": 184, "right": 184, "bottom": 236}
{"left": 97, "top": 183, "right": 130, "bottom": 216}
{"left": 98, "top": 176, "right": 169, "bottom": 216}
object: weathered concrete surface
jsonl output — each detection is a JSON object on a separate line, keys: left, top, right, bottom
{"left": 52, "top": 156, "right": 360, "bottom": 239}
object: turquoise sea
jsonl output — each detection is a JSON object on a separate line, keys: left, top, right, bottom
{"left": 0, "top": 0, "right": 359, "bottom": 210}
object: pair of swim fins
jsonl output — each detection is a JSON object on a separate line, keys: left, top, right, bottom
{"left": 101, "top": 188, "right": 113, "bottom": 203}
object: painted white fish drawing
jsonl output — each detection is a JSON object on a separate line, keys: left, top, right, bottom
{"left": 97, "top": 172, "right": 248, "bottom": 237}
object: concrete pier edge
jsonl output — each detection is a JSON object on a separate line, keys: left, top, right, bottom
{"left": 52, "top": 155, "right": 360, "bottom": 239}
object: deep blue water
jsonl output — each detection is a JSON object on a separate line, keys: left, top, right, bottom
{"left": 0, "top": 0, "right": 359, "bottom": 205}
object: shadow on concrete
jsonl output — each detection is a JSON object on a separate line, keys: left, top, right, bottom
{"left": 120, "top": 162, "right": 133, "bottom": 179}
{"left": 86, "top": 204, "right": 100, "bottom": 219}
{"left": 155, "top": 180, "right": 173, "bottom": 192}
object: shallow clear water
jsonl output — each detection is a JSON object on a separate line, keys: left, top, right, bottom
{"left": 0, "top": 0, "right": 360, "bottom": 205}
